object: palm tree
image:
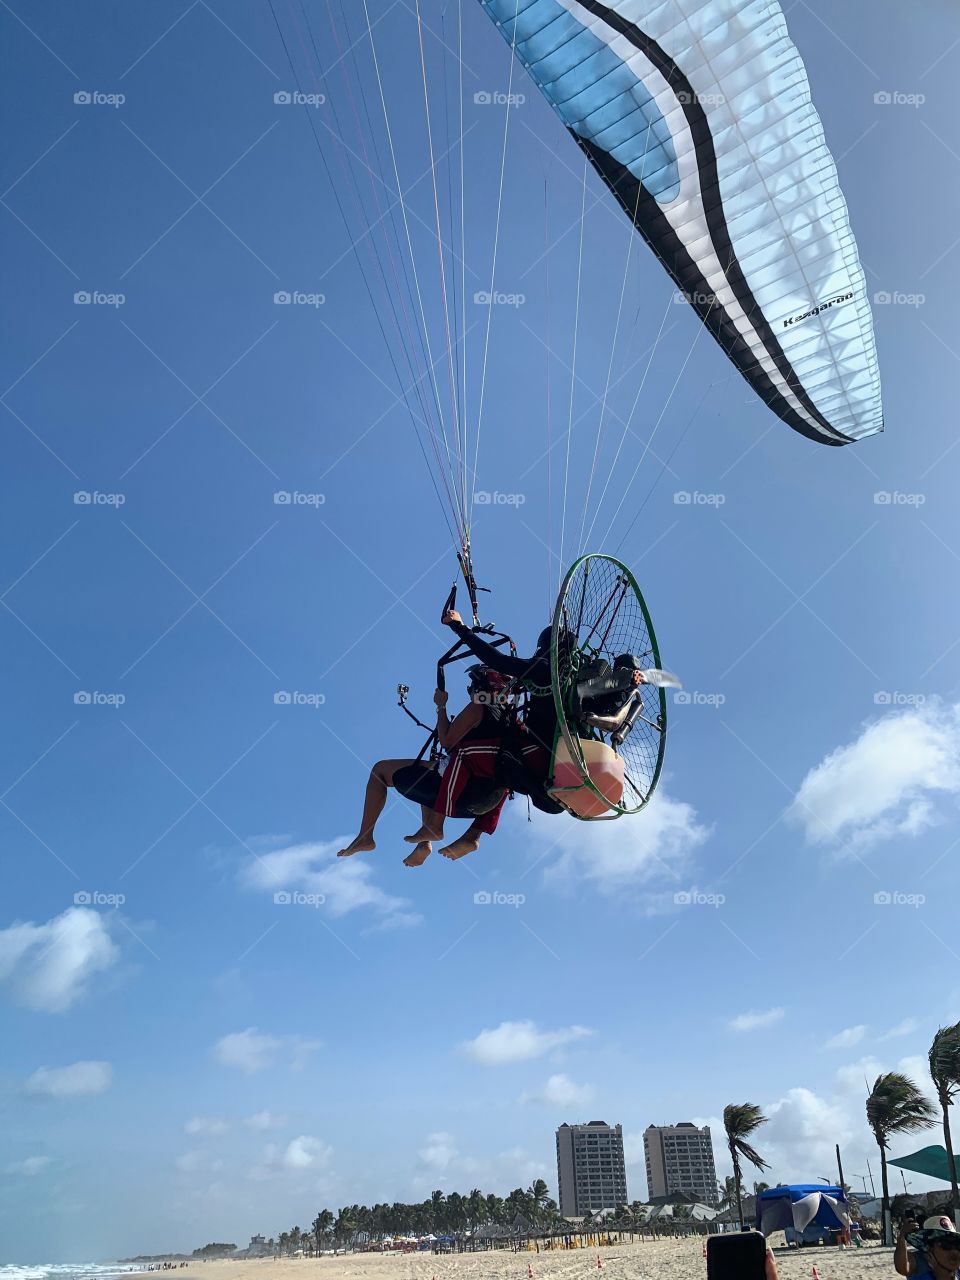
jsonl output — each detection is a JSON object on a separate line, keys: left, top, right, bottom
{"left": 313, "top": 1209, "right": 334, "bottom": 1255}
{"left": 467, "top": 1188, "right": 486, "bottom": 1235}
{"left": 723, "top": 1103, "right": 769, "bottom": 1229}
{"left": 930, "top": 1022, "right": 960, "bottom": 1218}
{"left": 485, "top": 1193, "right": 505, "bottom": 1225}
{"left": 718, "top": 1175, "right": 738, "bottom": 1212}
{"left": 867, "top": 1071, "right": 937, "bottom": 1245}
{"left": 527, "top": 1179, "right": 550, "bottom": 1228}
{"left": 333, "top": 1207, "right": 357, "bottom": 1254}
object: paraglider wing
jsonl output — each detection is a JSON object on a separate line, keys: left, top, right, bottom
{"left": 476, "top": 0, "right": 883, "bottom": 445}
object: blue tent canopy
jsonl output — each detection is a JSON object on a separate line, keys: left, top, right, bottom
{"left": 757, "top": 1186, "right": 848, "bottom": 1238}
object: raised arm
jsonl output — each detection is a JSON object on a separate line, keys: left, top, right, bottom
{"left": 443, "top": 611, "right": 547, "bottom": 681}
{"left": 894, "top": 1221, "right": 919, "bottom": 1277}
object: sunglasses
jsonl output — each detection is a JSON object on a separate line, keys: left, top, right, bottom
{"left": 933, "top": 1239, "right": 960, "bottom": 1252}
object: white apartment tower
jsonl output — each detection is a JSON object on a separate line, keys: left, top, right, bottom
{"left": 556, "top": 1120, "right": 628, "bottom": 1216}
{"left": 643, "top": 1122, "right": 719, "bottom": 1205}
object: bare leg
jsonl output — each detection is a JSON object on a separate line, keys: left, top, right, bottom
{"left": 402, "top": 840, "right": 433, "bottom": 868}
{"left": 338, "top": 760, "right": 416, "bottom": 857}
{"left": 404, "top": 805, "right": 444, "bottom": 844}
{"left": 439, "top": 819, "right": 485, "bottom": 860}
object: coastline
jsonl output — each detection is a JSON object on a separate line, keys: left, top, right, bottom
{"left": 118, "top": 1239, "right": 892, "bottom": 1280}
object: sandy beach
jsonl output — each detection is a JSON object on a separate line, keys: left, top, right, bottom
{"left": 137, "top": 1240, "right": 894, "bottom": 1280}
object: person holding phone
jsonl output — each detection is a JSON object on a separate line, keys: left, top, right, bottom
{"left": 706, "top": 1231, "right": 779, "bottom": 1279}
{"left": 895, "top": 1214, "right": 960, "bottom": 1277}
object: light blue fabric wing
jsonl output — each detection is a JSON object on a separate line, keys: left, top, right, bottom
{"left": 478, "top": 0, "right": 882, "bottom": 445}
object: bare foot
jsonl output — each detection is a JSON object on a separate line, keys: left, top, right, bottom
{"left": 337, "top": 836, "right": 376, "bottom": 857}
{"left": 403, "top": 825, "right": 443, "bottom": 844}
{"left": 439, "top": 834, "right": 481, "bottom": 860}
{"left": 403, "top": 841, "right": 433, "bottom": 868}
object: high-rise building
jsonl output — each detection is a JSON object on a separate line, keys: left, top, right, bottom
{"left": 556, "top": 1120, "right": 628, "bottom": 1217}
{"left": 643, "top": 1122, "right": 719, "bottom": 1205}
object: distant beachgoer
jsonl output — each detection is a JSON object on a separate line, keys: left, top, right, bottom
{"left": 896, "top": 1214, "right": 960, "bottom": 1277}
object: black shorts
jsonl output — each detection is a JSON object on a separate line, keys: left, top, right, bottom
{"left": 393, "top": 762, "right": 504, "bottom": 818}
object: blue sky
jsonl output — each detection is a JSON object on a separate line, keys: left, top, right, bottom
{"left": 2, "top": 0, "right": 959, "bottom": 1263}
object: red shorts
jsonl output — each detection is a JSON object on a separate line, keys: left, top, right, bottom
{"left": 437, "top": 739, "right": 505, "bottom": 835}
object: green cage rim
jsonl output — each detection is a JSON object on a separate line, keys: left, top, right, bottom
{"left": 550, "top": 553, "right": 668, "bottom": 819}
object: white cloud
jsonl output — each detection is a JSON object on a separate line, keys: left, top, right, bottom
{"left": 881, "top": 1018, "right": 919, "bottom": 1041}
{"left": 522, "top": 1073, "right": 594, "bottom": 1108}
{"left": 825, "top": 1025, "right": 868, "bottom": 1050}
{"left": 835, "top": 1056, "right": 883, "bottom": 1096}
{"left": 238, "top": 839, "right": 420, "bottom": 926}
{"left": 175, "top": 1151, "right": 203, "bottom": 1173}
{"left": 0, "top": 907, "right": 120, "bottom": 1012}
{"left": 244, "top": 1110, "right": 286, "bottom": 1131}
{"left": 214, "top": 1028, "right": 281, "bottom": 1073}
{"left": 790, "top": 702, "right": 960, "bottom": 851}
{"left": 283, "top": 1136, "right": 331, "bottom": 1170}
{"left": 419, "top": 1132, "right": 458, "bottom": 1170}
{"left": 460, "top": 1020, "right": 593, "bottom": 1065}
{"left": 898, "top": 1055, "right": 937, "bottom": 1102}
{"left": 728, "top": 1008, "right": 785, "bottom": 1032}
{"left": 6, "top": 1156, "right": 52, "bottom": 1177}
{"left": 835, "top": 1053, "right": 937, "bottom": 1112}
{"left": 533, "top": 791, "right": 708, "bottom": 892}
{"left": 763, "top": 1087, "right": 855, "bottom": 1178}
{"left": 212, "top": 1028, "right": 318, "bottom": 1074}
{"left": 185, "top": 1116, "right": 229, "bottom": 1136}
{"left": 25, "top": 1060, "right": 112, "bottom": 1098}
{"left": 249, "top": 1136, "right": 333, "bottom": 1180}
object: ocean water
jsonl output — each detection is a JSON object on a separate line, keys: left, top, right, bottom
{"left": 0, "top": 1266, "right": 147, "bottom": 1280}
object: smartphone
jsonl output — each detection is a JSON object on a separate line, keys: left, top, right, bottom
{"left": 706, "top": 1231, "right": 767, "bottom": 1280}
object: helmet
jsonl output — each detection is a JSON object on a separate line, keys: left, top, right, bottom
{"left": 466, "top": 664, "right": 513, "bottom": 696}
{"left": 536, "top": 625, "right": 574, "bottom": 656}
